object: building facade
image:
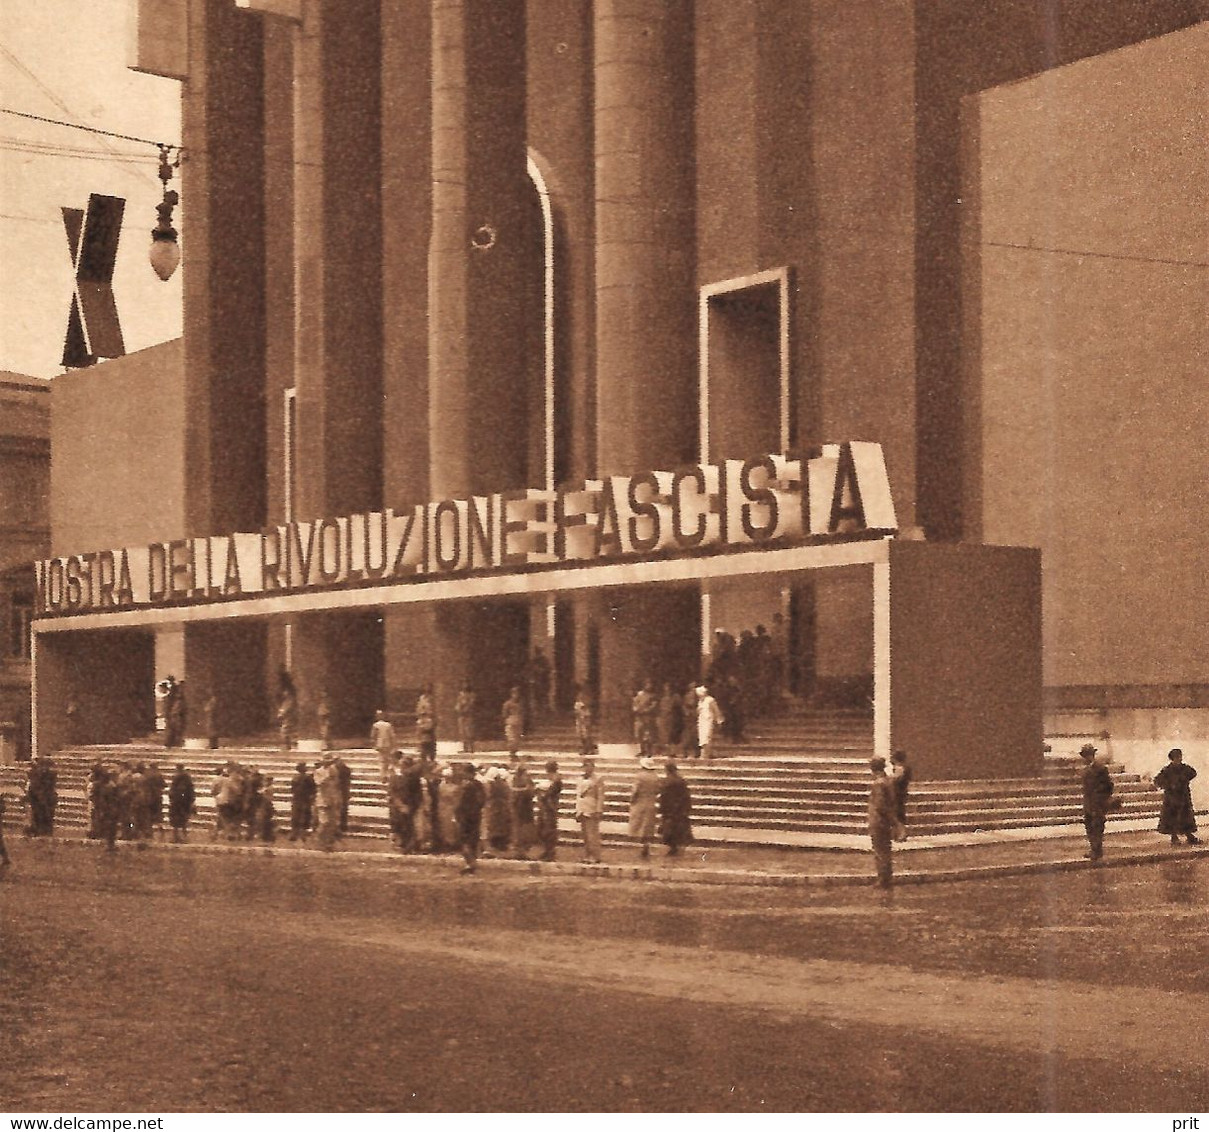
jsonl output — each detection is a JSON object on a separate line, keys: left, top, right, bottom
{"left": 1, "top": 372, "right": 50, "bottom": 762}
{"left": 34, "top": 2, "right": 1208, "bottom": 794}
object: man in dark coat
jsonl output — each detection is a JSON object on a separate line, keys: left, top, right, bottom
{"left": 890, "top": 749, "right": 912, "bottom": 838}
{"left": 334, "top": 756, "right": 353, "bottom": 835}
{"left": 289, "top": 761, "right": 315, "bottom": 841}
{"left": 658, "top": 762, "right": 694, "bottom": 857}
{"left": 535, "top": 760, "right": 563, "bottom": 862}
{"left": 867, "top": 756, "right": 897, "bottom": 887}
{"left": 387, "top": 754, "right": 413, "bottom": 852}
{"left": 26, "top": 756, "right": 58, "bottom": 837}
{"left": 1154, "top": 748, "right": 1200, "bottom": 846}
{"left": 0, "top": 791, "right": 11, "bottom": 871}
{"left": 93, "top": 768, "right": 121, "bottom": 851}
{"left": 1080, "top": 744, "right": 1115, "bottom": 861}
{"left": 456, "top": 763, "right": 486, "bottom": 875}
{"left": 167, "top": 764, "right": 195, "bottom": 842}
{"left": 402, "top": 756, "right": 426, "bottom": 852}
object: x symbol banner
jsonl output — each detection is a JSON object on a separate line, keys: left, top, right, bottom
{"left": 62, "top": 193, "right": 126, "bottom": 368}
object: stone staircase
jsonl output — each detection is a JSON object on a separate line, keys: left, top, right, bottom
{"left": 0, "top": 705, "right": 1165, "bottom": 845}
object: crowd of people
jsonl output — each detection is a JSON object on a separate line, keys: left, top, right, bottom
{"left": 0, "top": 727, "right": 1202, "bottom": 888}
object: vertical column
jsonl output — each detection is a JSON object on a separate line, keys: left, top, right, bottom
{"left": 872, "top": 559, "right": 891, "bottom": 761}
{"left": 423, "top": 0, "right": 530, "bottom": 725}
{"left": 292, "top": 0, "right": 384, "bottom": 520}
{"left": 288, "top": 0, "right": 384, "bottom": 717}
{"left": 181, "top": 0, "right": 268, "bottom": 538}
{"left": 594, "top": 0, "right": 696, "bottom": 476}
{"left": 429, "top": 0, "right": 530, "bottom": 499}
{"left": 593, "top": 0, "right": 697, "bottom": 738}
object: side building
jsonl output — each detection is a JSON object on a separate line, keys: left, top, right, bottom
{"left": 0, "top": 371, "right": 50, "bottom": 762}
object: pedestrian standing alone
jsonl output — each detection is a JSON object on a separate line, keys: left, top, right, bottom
{"left": 629, "top": 757, "right": 661, "bottom": 858}
{"left": 25, "top": 755, "right": 57, "bottom": 836}
{"left": 415, "top": 684, "right": 437, "bottom": 761}
{"left": 502, "top": 687, "right": 525, "bottom": 758}
{"left": 695, "top": 684, "right": 724, "bottom": 761}
{"left": 316, "top": 692, "right": 332, "bottom": 751}
{"left": 658, "top": 762, "right": 694, "bottom": 857}
{"left": 454, "top": 685, "right": 477, "bottom": 753}
{"left": 867, "top": 756, "right": 897, "bottom": 887}
{"left": 289, "top": 761, "right": 315, "bottom": 841}
{"left": 535, "top": 760, "right": 563, "bottom": 861}
{"left": 456, "top": 763, "right": 486, "bottom": 875}
{"left": 1153, "top": 748, "right": 1200, "bottom": 847}
{"left": 370, "top": 709, "right": 397, "bottom": 784}
{"left": 889, "top": 749, "right": 912, "bottom": 840}
{"left": 203, "top": 692, "right": 220, "bottom": 750}
{"left": 573, "top": 687, "right": 594, "bottom": 757}
{"left": 167, "top": 764, "right": 195, "bottom": 843}
{"left": 277, "top": 672, "right": 298, "bottom": 752}
{"left": 1079, "top": 743, "right": 1115, "bottom": 862}
{"left": 575, "top": 756, "right": 606, "bottom": 864}
{"left": 334, "top": 756, "right": 352, "bottom": 836}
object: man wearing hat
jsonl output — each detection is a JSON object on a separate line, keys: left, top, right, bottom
{"left": 1079, "top": 744, "right": 1115, "bottom": 861}
{"left": 456, "top": 763, "right": 486, "bottom": 875}
{"left": 628, "top": 757, "right": 661, "bottom": 859}
{"left": 289, "top": 760, "right": 315, "bottom": 841}
{"left": 867, "top": 756, "right": 897, "bottom": 887}
{"left": 312, "top": 754, "right": 341, "bottom": 851}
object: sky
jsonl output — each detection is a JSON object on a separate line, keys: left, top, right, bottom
{"left": 0, "top": 0, "right": 181, "bottom": 379}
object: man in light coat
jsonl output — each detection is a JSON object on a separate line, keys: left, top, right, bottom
{"left": 695, "top": 685, "right": 724, "bottom": 761}
{"left": 370, "top": 710, "right": 397, "bottom": 784}
{"left": 575, "top": 756, "right": 606, "bottom": 864}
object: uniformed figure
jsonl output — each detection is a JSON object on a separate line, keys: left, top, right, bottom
{"left": 867, "top": 756, "right": 897, "bottom": 887}
{"left": 167, "top": 764, "right": 195, "bottom": 842}
{"left": 289, "top": 761, "right": 315, "bottom": 841}
{"left": 1154, "top": 748, "right": 1200, "bottom": 847}
{"left": 456, "top": 763, "right": 486, "bottom": 875}
{"left": 1079, "top": 744, "right": 1115, "bottom": 861}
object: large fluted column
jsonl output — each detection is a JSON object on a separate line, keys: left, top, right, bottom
{"left": 428, "top": 0, "right": 530, "bottom": 499}
{"left": 594, "top": 0, "right": 696, "bottom": 478}
{"left": 592, "top": 0, "right": 698, "bottom": 739}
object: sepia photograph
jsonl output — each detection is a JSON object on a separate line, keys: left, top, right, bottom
{"left": 1, "top": 0, "right": 1207, "bottom": 1117}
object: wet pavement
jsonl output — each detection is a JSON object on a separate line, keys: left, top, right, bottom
{"left": 2, "top": 837, "right": 1208, "bottom": 1111}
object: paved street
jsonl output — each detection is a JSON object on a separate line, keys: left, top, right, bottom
{"left": 2, "top": 839, "right": 1208, "bottom": 1112}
